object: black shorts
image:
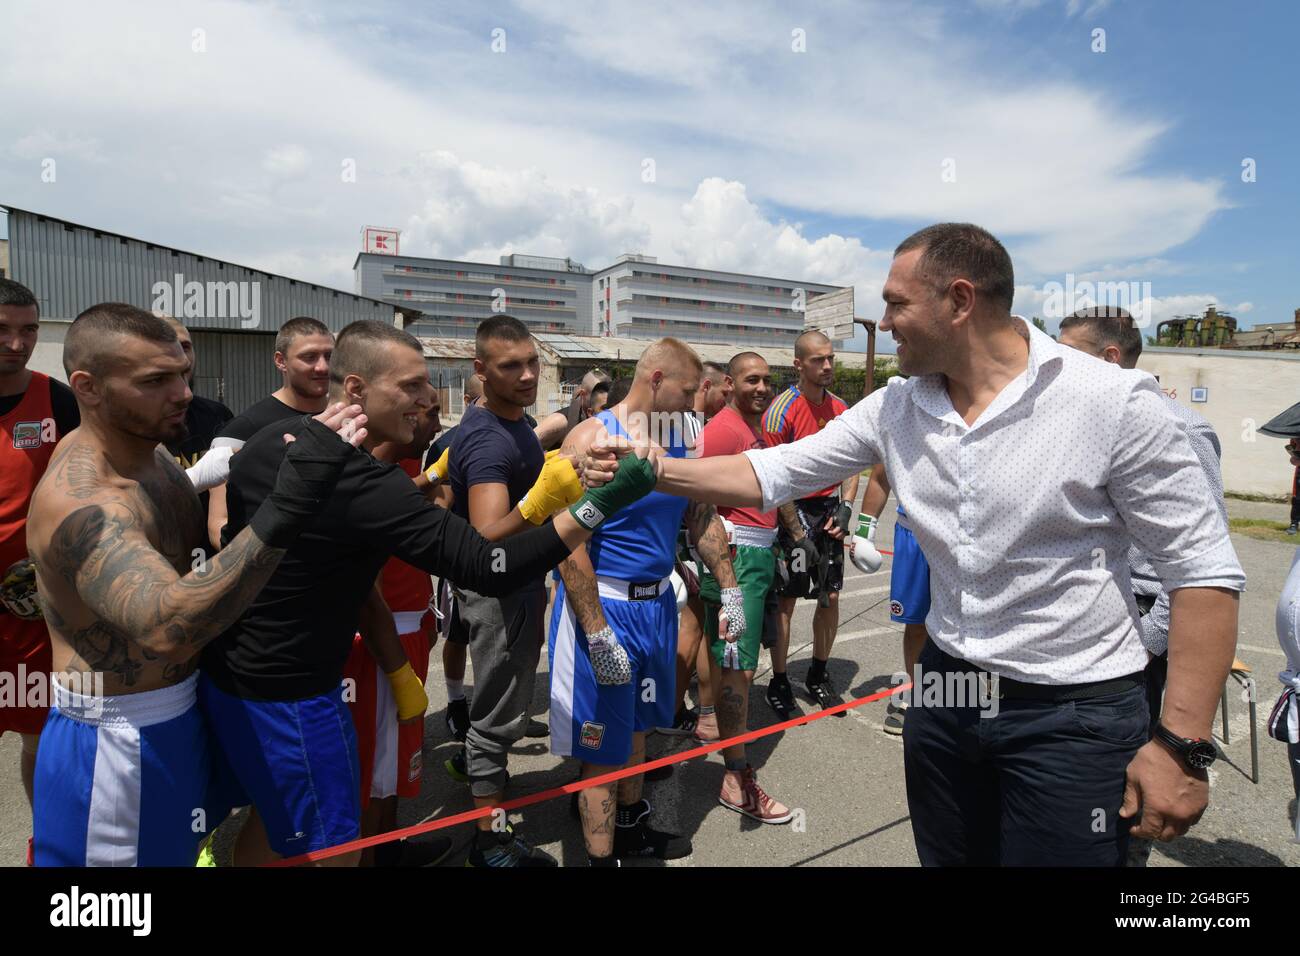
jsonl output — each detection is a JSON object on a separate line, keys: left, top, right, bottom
{"left": 775, "top": 496, "right": 844, "bottom": 597}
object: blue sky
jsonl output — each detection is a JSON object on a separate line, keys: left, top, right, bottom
{"left": 2, "top": 0, "right": 1296, "bottom": 352}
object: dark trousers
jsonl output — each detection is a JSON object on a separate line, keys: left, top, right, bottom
{"left": 1291, "top": 495, "right": 1300, "bottom": 527}
{"left": 903, "top": 641, "right": 1148, "bottom": 866}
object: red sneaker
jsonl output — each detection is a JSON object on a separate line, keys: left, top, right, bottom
{"left": 719, "top": 767, "right": 793, "bottom": 825}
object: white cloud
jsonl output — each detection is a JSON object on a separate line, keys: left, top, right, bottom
{"left": 262, "top": 145, "right": 311, "bottom": 178}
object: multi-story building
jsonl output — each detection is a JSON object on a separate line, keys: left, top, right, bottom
{"left": 591, "top": 254, "right": 841, "bottom": 348}
{"left": 355, "top": 249, "right": 846, "bottom": 348}
{"left": 354, "top": 251, "right": 593, "bottom": 339}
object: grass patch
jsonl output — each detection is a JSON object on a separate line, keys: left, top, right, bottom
{"left": 1225, "top": 492, "right": 1289, "bottom": 504}
{"left": 1229, "top": 517, "right": 1296, "bottom": 543}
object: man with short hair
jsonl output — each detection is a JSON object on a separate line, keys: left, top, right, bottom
{"left": 26, "top": 303, "right": 366, "bottom": 866}
{"left": 158, "top": 315, "right": 234, "bottom": 510}
{"left": 207, "top": 316, "right": 334, "bottom": 548}
{"left": 199, "top": 319, "right": 656, "bottom": 866}
{"left": 763, "top": 330, "right": 858, "bottom": 717}
{"left": 449, "top": 315, "right": 562, "bottom": 866}
{"left": 0, "top": 278, "right": 79, "bottom": 863}
{"left": 638, "top": 222, "right": 1245, "bottom": 865}
{"left": 555, "top": 338, "right": 743, "bottom": 865}
{"left": 696, "top": 351, "right": 791, "bottom": 822}
{"left": 1058, "top": 305, "right": 1230, "bottom": 866}
{"left": 535, "top": 367, "right": 611, "bottom": 451}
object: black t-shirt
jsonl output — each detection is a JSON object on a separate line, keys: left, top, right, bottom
{"left": 449, "top": 406, "right": 545, "bottom": 521}
{"left": 0, "top": 376, "right": 80, "bottom": 434}
{"left": 200, "top": 416, "right": 572, "bottom": 700}
{"left": 214, "top": 394, "right": 300, "bottom": 450}
{"left": 167, "top": 395, "right": 234, "bottom": 469}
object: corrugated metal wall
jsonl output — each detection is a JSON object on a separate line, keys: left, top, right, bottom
{"left": 7, "top": 208, "right": 400, "bottom": 332}
{"left": 190, "top": 331, "right": 281, "bottom": 415}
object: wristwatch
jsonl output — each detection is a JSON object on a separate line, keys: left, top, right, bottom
{"left": 1153, "top": 722, "right": 1217, "bottom": 770}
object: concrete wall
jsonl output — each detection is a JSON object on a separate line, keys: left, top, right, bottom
{"left": 1137, "top": 347, "right": 1300, "bottom": 497}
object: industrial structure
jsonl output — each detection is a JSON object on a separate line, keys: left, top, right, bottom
{"left": 1155, "top": 304, "right": 1300, "bottom": 351}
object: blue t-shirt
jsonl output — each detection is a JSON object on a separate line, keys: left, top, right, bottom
{"left": 587, "top": 410, "right": 689, "bottom": 581}
{"left": 449, "top": 404, "right": 545, "bottom": 527}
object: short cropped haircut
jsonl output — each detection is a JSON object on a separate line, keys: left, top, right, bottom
{"left": 275, "top": 316, "right": 331, "bottom": 356}
{"left": 330, "top": 320, "right": 424, "bottom": 388}
{"left": 728, "top": 351, "right": 767, "bottom": 377}
{"left": 794, "top": 330, "right": 832, "bottom": 360}
{"left": 702, "top": 361, "right": 728, "bottom": 381}
{"left": 1060, "top": 306, "right": 1142, "bottom": 366}
{"left": 895, "top": 223, "right": 1014, "bottom": 313}
{"left": 605, "top": 377, "right": 633, "bottom": 407}
{"left": 64, "top": 302, "right": 178, "bottom": 377}
{"left": 0, "top": 278, "right": 39, "bottom": 316}
{"left": 637, "top": 337, "right": 703, "bottom": 377}
{"left": 475, "top": 314, "right": 532, "bottom": 359}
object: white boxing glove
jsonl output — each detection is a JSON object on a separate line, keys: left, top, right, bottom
{"left": 850, "top": 513, "right": 884, "bottom": 574}
{"left": 186, "top": 445, "right": 235, "bottom": 492}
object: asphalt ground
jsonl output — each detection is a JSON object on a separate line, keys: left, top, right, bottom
{"left": 1, "top": 496, "right": 1297, "bottom": 867}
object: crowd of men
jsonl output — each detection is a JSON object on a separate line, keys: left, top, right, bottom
{"left": 0, "top": 220, "right": 1266, "bottom": 867}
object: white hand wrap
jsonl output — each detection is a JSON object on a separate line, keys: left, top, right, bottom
{"left": 186, "top": 445, "right": 235, "bottom": 492}
{"left": 587, "top": 625, "right": 632, "bottom": 685}
{"left": 719, "top": 586, "right": 746, "bottom": 648}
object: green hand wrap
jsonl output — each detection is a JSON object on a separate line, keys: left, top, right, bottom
{"left": 568, "top": 453, "right": 658, "bottom": 530}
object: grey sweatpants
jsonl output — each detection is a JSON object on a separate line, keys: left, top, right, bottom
{"left": 460, "top": 586, "right": 546, "bottom": 797}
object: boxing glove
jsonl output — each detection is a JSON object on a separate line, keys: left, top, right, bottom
{"left": 850, "top": 514, "right": 884, "bottom": 573}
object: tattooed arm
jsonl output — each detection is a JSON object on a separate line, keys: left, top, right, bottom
{"left": 556, "top": 544, "right": 610, "bottom": 637}
{"left": 777, "top": 501, "right": 805, "bottom": 542}
{"left": 687, "top": 500, "right": 737, "bottom": 589}
{"left": 43, "top": 501, "right": 287, "bottom": 664}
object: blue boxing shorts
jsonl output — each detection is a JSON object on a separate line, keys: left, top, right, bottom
{"left": 34, "top": 673, "right": 215, "bottom": 866}
{"left": 889, "top": 516, "right": 932, "bottom": 625}
{"left": 548, "top": 574, "right": 676, "bottom": 766}
{"left": 198, "top": 674, "right": 361, "bottom": 857}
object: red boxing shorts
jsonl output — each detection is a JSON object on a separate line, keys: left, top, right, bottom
{"left": 0, "top": 616, "right": 52, "bottom": 735}
{"left": 343, "top": 619, "right": 432, "bottom": 808}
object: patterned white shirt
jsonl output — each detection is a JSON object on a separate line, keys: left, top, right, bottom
{"left": 744, "top": 320, "right": 1246, "bottom": 685}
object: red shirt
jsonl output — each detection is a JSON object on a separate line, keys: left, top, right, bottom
{"left": 701, "top": 406, "right": 776, "bottom": 529}
{"left": 762, "top": 385, "right": 848, "bottom": 498}
{"left": 0, "top": 372, "right": 59, "bottom": 570}
{"left": 379, "top": 459, "right": 435, "bottom": 616}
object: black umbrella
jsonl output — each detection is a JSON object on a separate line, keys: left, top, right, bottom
{"left": 1260, "top": 401, "right": 1300, "bottom": 439}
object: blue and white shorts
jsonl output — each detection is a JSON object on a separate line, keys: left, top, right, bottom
{"left": 34, "top": 673, "right": 213, "bottom": 867}
{"left": 549, "top": 575, "right": 676, "bottom": 766}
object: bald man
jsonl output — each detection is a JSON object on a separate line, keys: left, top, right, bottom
{"left": 763, "top": 330, "right": 858, "bottom": 717}
{"left": 554, "top": 339, "right": 743, "bottom": 864}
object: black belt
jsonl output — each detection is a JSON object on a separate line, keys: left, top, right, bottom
{"left": 931, "top": 648, "right": 1144, "bottom": 703}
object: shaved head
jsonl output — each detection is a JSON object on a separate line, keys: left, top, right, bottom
{"left": 794, "top": 330, "right": 832, "bottom": 360}
{"left": 64, "top": 303, "right": 179, "bottom": 378}
{"left": 728, "top": 351, "right": 765, "bottom": 377}
{"left": 635, "top": 337, "right": 702, "bottom": 380}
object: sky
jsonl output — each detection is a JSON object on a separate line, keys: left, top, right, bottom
{"left": 2, "top": 0, "right": 1296, "bottom": 353}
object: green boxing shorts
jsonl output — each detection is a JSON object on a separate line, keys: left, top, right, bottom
{"left": 699, "top": 543, "right": 775, "bottom": 673}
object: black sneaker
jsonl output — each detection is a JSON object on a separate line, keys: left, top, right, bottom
{"left": 657, "top": 706, "right": 699, "bottom": 736}
{"left": 375, "top": 834, "right": 454, "bottom": 867}
{"left": 524, "top": 718, "right": 549, "bottom": 738}
{"left": 805, "top": 675, "right": 846, "bottom": 717}
{"left": 766, "top": 677, "right": 795, "bottom": 718}
{"left": 445, "top": 698, "right": 470, "bottom": 741}
{"left": 614, "top": 819, "right": 692, "bottom": 860}
{"left": 465, "top": 825, "right": 557, "bottom": 868}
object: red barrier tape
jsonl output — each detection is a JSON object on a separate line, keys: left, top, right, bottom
{"left": 267, "top": 680, "right": 913, "bottom": 866}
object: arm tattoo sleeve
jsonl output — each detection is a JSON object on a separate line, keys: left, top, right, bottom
{"left": 557, "top": 545, "right": 609, "bottom": 636}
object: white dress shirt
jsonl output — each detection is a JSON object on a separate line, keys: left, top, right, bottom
{"left": 744, "top": 320, "right": 1246, "bottom": 685}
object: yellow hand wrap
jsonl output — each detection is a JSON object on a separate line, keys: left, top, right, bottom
{"left": 518, "top": 453, "right": 584, "bottom": 525}
{"left": 423, "top": 447, "right": 451, "bottom": 484}
{"left": 385, "top": 661, "right": 428, "bottom": 722}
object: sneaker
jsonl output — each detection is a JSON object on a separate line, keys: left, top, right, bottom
{"left": 377, "top": 834, "right": 454, "bottom": 867}
{"left": 882, "top": 699, "right": 907, "bottom": 736}
{"left": 805, "top": 675, "right": 845, "bottom": 717}
{"left": 195, "top": 836, "right": 216, "bottom": 867}
{"left": 614, "top": 818, "right": 692, "bottom": 860}
{"left": 524, "top": 718, "right": 549, "bottom": 738}
{"left": 657, "top": 706, "right": 699, "bottom": 736}
{"left": 766, "top": 677, "right": 795, "bottom": 718}
{"left": 719, "top": 767, "right": 793, "bottom": 825}
{"left": 465, "top": 825, "right": 557, "bottom": 867}
{"left": 445, "top": 697, "right": 470, "bottom": 742}
{"left": 1289, "top": 524, "right": 1298, "bottom": 536}
{"left": 444, "top": 747, "right": 469, "bottom": 782}
{"left": 694, "top": 711, "right": 720, "bottom": 742}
